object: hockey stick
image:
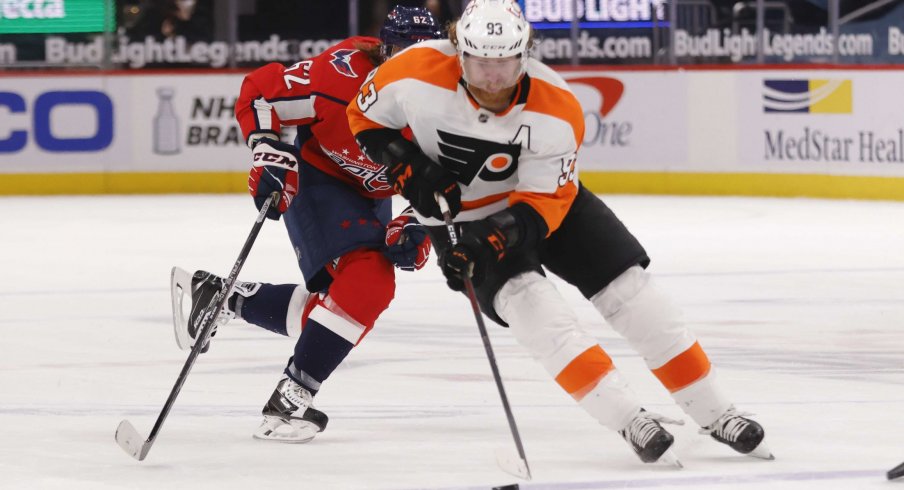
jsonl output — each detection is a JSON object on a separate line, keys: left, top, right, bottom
{"left": 889, "top": 461, "right": 904, "bottom": 480}
{"left": 115, "top": 192, "right": 279, "bottom": 461}
{"left": 436, "top": 194, "right": 532, "bottom": 481}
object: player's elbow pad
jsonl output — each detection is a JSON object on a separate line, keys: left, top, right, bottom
{"left": 488, "top": 203, "right": 549, "bottom": 251}
{"left": 355, "top": 128, "right": 417, "bottom": 166}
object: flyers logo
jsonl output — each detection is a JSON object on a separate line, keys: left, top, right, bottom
{"left": 436, "top": 130, "right": 521, "bottom": 185}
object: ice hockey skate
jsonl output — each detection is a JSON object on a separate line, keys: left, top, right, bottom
{"left": 252, "top": 375, "right": 329, "bottom": 443}
{"left": 619, "top": 409, "right": 684, "bottom": 468}
{"left": 170, "top": 267, "right": 258, "bottom": 352}
{"left": 701, "top": 406, "right": 774, "bottom": 460}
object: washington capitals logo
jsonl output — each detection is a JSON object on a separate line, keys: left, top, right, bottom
{"left": 329, "top": 49, "right": 358, "bottom": 78}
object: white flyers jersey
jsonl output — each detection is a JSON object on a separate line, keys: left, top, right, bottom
{"left": 347, "top": 40, "right": 582, "bottom": 233}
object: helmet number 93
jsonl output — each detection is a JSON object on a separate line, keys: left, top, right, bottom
{"left": 486, "top": 22, "right": 503, "bottom": 35}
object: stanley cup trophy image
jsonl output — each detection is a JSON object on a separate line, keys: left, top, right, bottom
{"left": 153, "top": 87, "right": 181, "bottom": 155}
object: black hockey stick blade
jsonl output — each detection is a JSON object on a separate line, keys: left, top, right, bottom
{"left": 115, "top": 419, "right": 151, "bottom": 461}
{"left": 888, "top": 461, "right": 904, "bottom": 480}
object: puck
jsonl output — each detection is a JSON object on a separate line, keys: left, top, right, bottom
{"left": 888, "top": 461, "right": 904, "bottom": 480}
{"left": 491, "top": 485, "right": 519, "bottom": 490}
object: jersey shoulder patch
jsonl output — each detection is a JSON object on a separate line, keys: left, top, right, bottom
{"left": 329, "top": 49, "right": 359, "bottom": 78}
{"left": 310, "top": 37, "right": 380, "bottom": 98}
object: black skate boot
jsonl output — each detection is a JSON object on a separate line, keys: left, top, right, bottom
{"left": 170, "top": 267, "right": 258, "bottom": 353}
{"left": 619, "top": 409, "right": 682, "bottom": 467}
{"left": 252, "top": 376, "right": 329, "bottom": 443}
{"left": 701, "top": 406, "right": 774, "bottom": 460}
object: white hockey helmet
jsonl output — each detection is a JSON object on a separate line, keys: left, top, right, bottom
{"left": 455, "top": 0, "right": 531, "bottom": 91}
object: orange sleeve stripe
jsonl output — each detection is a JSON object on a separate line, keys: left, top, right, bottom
{"left": 509, "top": 183, "right": 578, "bottom": 235}
{"left": 524, "top": 77, "right": 585, "bottom": 147}
{"left": 651, "top": 341, "right": 712, "bottom": 393}
{"left": 346, "top": 106, "right": 387, "bottom": 135}
{"left": 554, "top": 345, "right": 614, "bottom": 401}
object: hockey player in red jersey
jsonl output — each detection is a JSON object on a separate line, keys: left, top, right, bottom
{"left": 348, "top": 0, "right": 773, "bottom": 465}
{"left": 170, "top": 6, "right": 442, "bottom": 442}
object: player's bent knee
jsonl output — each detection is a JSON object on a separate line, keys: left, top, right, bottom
{"left": 327, "top": 248, "right": 396, "bottom": 330}
{"left": 495, "top": 271, "right": 598, "bottom": 376}
{"left": 590, "top": 265, "right": 695, "bottom": 366}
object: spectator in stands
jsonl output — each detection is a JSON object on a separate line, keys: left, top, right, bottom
{"left": 128, "top": 0, "right": 212, "bottom": 43}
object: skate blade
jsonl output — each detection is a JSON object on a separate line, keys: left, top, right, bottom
{"left": 659, "top": 449, "right": 684, "bottom": 469}
{"left": 494, "top": 448, "right": 532, "bottom": 480}
{"left": 170, "top": 266, "right": 193, "bottom": 351}
{"left": 747, "top": 440, "right": 775, "bottom": 460}
{"left": 252, "top": 418, "right": 320, "bottom": 444}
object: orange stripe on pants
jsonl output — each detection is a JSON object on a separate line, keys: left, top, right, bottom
{"left": 651, "top": 341, "right": 711, "bottom": 392}
{"left": 555, "top": 346, "right": 614, "bottom": 401}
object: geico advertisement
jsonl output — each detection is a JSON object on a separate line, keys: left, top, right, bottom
{"left": 561, "top": 70, "right": 687, "bottom": 170}
{"left": 737, "top": 71, "right": 904, "bottom": 176}
{"left": 0, "top": 77, "right": 127, "bottom": 172}
{"left": 0, "top": 74, "right": 249, "bottom": 173}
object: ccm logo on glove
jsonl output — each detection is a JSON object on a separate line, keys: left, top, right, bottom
{"left": 248, "top": 138, "right": 300, "bottom": 220}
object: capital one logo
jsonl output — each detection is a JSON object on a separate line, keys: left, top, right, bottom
{"left": 566, "top": 76, "right": 631, "bottom": 147}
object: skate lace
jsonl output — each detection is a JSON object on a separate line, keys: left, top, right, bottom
{"left": 624, "top": 411, "right": 683, "bottom": 447}
{"left": 282, "top": 380, "right": 313, "bottom": 410}
{"left": 625, "top": 416, "right": 661, "bottom": 447}
{"left": 700, "top": 408, "right": 752, "bottom": 442}
{"left": 194, "top": 298, "right": 234, "bottom": 334}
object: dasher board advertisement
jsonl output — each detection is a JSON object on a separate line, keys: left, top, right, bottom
{"left": 3, "top": 69, "right": 904, "bottom": 198}
{"left": 560, "top": 69, "right": 689, "bottom": 172}
{"left": 737, "top": 70, "right": 904, "bottom": 177}
{"left": 0, "top": 73, "right": 249, "bottom": 173}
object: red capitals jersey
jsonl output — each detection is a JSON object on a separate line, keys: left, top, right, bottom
{"left": 235, "top": 37, "right": 392, "bottom": 198}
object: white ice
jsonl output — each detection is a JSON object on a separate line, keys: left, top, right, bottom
{"left": 1, "top": 194, "right": 903, "bottom": 489}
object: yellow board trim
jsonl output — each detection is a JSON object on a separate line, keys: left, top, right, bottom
{"left": 1, "top": 171, "right": 903, "bottom": 201}
{"left": 580, "top": 171, "right": 904, "bottom": 201}
{"left": 0, "top": 172, "right": 248, "bottom": 195}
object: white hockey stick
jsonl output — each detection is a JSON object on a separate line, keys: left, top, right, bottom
{"left": 115, "top": 192, "right": 278, "bottom": 461}
{"left": 436, "top": 194, "right": 532, "bottom": 481}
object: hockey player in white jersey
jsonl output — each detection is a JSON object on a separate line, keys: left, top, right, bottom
{"left": 348, "top": 0, "right": 773, "bottom": 466}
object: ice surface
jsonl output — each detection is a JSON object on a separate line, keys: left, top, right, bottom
{"left": 1, "top": 194, "right": 902, "bottom": 489}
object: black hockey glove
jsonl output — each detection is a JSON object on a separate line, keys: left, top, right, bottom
{"left": 441, "top": 220, "right": 506, "bottom": 291}
{"left": 440, "top": 203, "right": 549, "bottom": 291}
{"left": 355, "top": 129, "right": 461, "bottom": 220}
{"left": 387, "top": 150, "right": 461, "bottom": 221}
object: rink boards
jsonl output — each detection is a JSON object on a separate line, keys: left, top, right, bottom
{"left": 1, "top": 67, "right": 903, "bottom": 199}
